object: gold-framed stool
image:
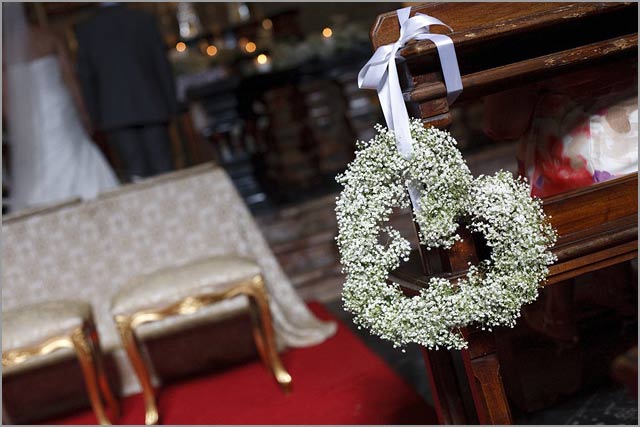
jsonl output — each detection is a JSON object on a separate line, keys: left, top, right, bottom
{"left": 2, "top": 300, "right": 119, "bottom": 425}
{"left": 110, "top": 255, "right": 292, "bottom": 425}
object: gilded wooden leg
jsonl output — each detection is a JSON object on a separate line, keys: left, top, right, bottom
{"left": 70, "top": 327, "right": 112, "bottom": 425}
{"left": 248, "top": 297, "right": 269, "bottom": 370}
{"left": 87, "top": 322, "right": 120, "bottom": 421}
{"left": 115, "top": 317, "right": 159, "bottom": 425}
{"left": 247, "top": 276, "right": 292, "bottom": 392}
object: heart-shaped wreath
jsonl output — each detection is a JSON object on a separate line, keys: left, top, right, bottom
{"left": 335, "top": 120, "right": 557, "bottom": 350}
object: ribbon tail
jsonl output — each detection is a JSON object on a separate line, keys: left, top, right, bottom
{"left": 376, "top": 69, "right": 393, "bottom": 134}
{"left": 386, "top": 55, "right": 414, "bottom": 160}
{"left": 407, "top": 180, "right": 422, "bottom": 212}
{"left": 387, "top": 58, "right": 421, "bottom": 212}
{"left": 416, "top": 33, "right": 462, "bottom": 105}
{"left": 431, "top": 34, "right": 462, "bottom": 105}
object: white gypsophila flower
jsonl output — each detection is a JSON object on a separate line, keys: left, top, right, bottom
{"left": 335, "top": 120, "right": 558, "bottom": 350}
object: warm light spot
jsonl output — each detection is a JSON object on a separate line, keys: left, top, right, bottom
{"left": 206, "top": 45, "right": 218, "bottom": 56}
{"left": 238, "top": 37, "right": 248, "bottom": 49}
{"left": 256, "top": 53, "right": 268, "bottom": 65}
{"left": 176, "top": 41, "right": 187, "bottom": 52}
{"left": 322, "top": 27, "right": 333, "bottom": 38}
{"left": 245, "top": 41, "right": 256, "bottom": 53}
{"left": 262, "top": 18, "right": 273, "bottom": 30}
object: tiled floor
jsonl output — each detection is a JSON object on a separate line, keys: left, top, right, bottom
{"left": 517, "top": 384, "right": 638, "bottom": 425}
{"left": 323, "top": 298, "right": 638, "bottom": 425}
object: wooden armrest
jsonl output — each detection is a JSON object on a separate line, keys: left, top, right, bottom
{"left": 371, "top": 3, "right": 631, "bottom": 50}
{"left": 543, "top": 173, "right": 638, "bottom": 284}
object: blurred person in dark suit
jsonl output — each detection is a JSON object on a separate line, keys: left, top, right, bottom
{"left": 76, "top": 2, "right": 177, "bottom": 182}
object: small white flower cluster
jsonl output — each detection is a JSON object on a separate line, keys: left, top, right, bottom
{"left": 335, "top": 120, "right": 558, "bottom": 350}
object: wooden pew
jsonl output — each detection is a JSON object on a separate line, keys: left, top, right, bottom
{"left": 370, "top": 3, "right": 638, "bottom": 424}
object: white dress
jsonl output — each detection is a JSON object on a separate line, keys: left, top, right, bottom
{"left": 7, "top": 54, "right": 119, "bottom": 212}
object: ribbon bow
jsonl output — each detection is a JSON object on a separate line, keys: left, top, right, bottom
{"left": 358, "top": 7, "right": 462, "bottom": 210}
{"left": 359, "top": 7, "right": 462, "bottom": 160}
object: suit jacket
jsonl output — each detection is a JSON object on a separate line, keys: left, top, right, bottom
{"left": 76, "top": 5, "right": 178, "bottom": 131}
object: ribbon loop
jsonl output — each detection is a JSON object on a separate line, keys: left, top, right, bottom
{"left": 358, "top": 7, "right": 462, "bottom": 210}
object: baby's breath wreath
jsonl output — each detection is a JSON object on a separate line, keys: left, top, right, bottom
{"left": 335, "top": 120, "right": 557, "bottom": 350}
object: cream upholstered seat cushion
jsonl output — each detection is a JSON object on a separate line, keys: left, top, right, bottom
{"left": 111, "top": 255, "right": 262, "bottom": 317}
{"left": 2, "top": 300, "right": 92, "bottom": 353}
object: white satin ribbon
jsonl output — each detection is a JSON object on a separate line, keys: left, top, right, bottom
{"left": 359, "top": 7, "right": 462, "bottom": 210}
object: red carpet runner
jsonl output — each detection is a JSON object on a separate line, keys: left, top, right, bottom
{"left": 45, "top": 303, "right": 437, "bottom": 425}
